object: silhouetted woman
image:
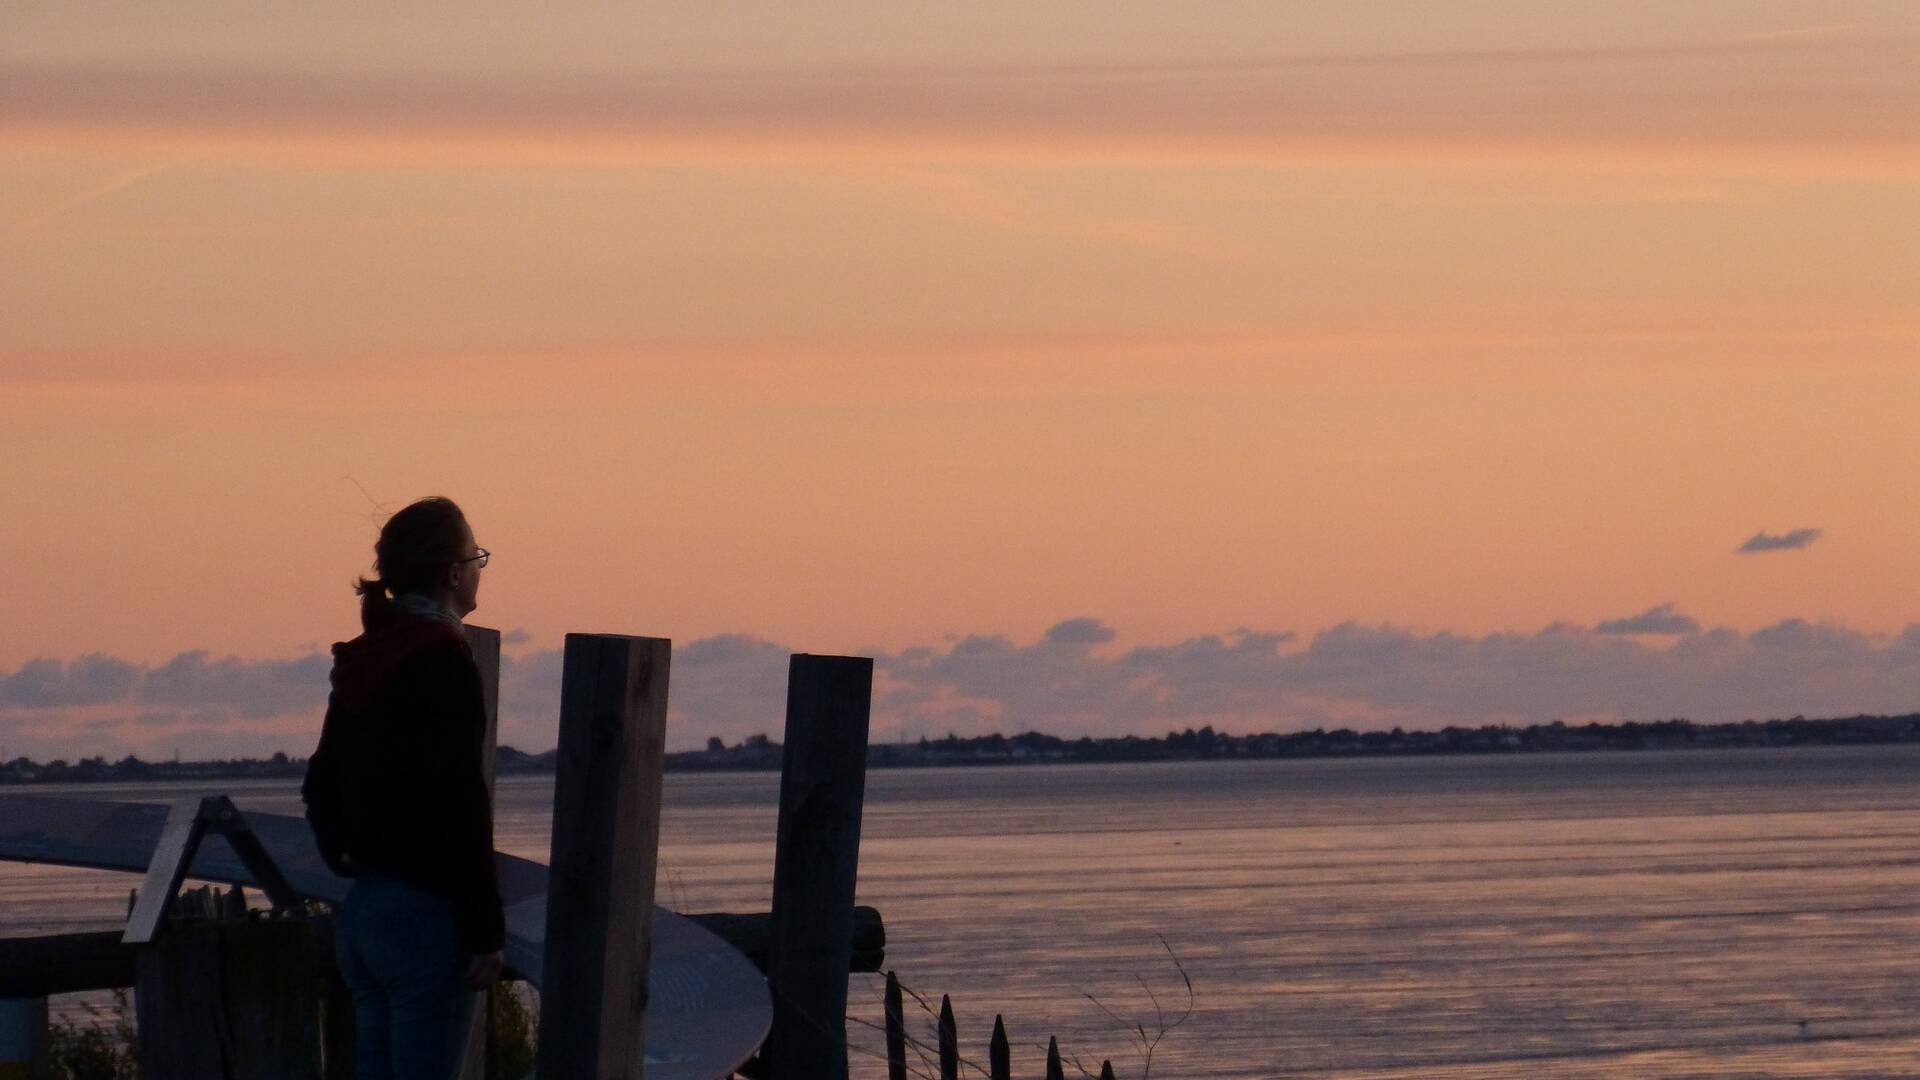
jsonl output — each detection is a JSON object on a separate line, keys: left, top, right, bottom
{"left": 303, "top": 496, "right": 503, "bottom": 1080}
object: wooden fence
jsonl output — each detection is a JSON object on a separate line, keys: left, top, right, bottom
{"left": 861, "top": 970, "right": 1122, "bottom": 1080}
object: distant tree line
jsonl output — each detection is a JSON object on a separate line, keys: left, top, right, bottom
{"left": 0, "top": 751, "right": 307, "bottom": 785}
{"left": 6, "top": 713, "right": 1918, "bottom": 784}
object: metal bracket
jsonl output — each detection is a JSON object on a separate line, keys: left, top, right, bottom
{"left": 122, "top": 795, "right": 302, "bottom": 945}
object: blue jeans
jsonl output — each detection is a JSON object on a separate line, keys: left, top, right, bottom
{"left": 334, "top": 875, "right": 476, "bottom": 1080}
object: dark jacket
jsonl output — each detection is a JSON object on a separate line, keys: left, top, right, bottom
{"left": 301, "top": 616, "right": 505, "bottom": 954}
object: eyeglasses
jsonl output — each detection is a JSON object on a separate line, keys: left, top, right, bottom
{"left": 458, "top": 548, "right": 490, "bottom": 569}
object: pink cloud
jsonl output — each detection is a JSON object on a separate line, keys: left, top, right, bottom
{"left": 8, "top": 616, "right": 1920, "bottom": 759}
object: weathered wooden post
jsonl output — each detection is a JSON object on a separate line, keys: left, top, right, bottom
{"left": 217, "top": 919, "right": 326, "bottom": 1073}
{"left": 134, "top": 915, "right": 323, "bottom": 1080}
{"left": 455, "top": 624, "right": 501, "bottom": 1080}
{"left": 537, "top": 634, "right": 671, "bottom": 1080}
{"left": 135, "top": 919, "right": 227, "bottom": 1078}
{"left": 765, "top": 654, "right": 873, "bottom": 1080}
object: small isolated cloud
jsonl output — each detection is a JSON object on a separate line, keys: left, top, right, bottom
{"left": 1739, "top": 528, "right": 1822, "bottom": 554}
{"left": 501, "top": 628, "right": 533, "bottom": 646}
{"left": 1595, "top": 603, "right": 1701, "bottom": 636}
{"left": 1044, "top": 618, "right": 1116, "bottom": 646}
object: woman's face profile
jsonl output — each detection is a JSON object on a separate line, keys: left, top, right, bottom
{"left": 451, "top": 525, "right": 483, "bottom": 618}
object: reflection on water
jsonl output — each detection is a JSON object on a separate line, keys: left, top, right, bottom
{"left": 8, "top": 746, "right": 1920, "bottom": 1078}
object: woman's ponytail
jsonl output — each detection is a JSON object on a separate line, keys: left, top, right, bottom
{"left": 355, "top": 575, "right": 396, "bottom": 632}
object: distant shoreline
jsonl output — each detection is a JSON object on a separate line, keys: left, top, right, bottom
{"left": 4, "top": 713, "right": 1916, "bottom": 785}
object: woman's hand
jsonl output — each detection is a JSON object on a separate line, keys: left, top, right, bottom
{"left": 462, "top": 950, "right": 503, "bottom": 990}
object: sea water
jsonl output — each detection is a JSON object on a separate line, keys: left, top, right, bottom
{"left": 7, "top": 746, "right": 1920, "bottom": 1078}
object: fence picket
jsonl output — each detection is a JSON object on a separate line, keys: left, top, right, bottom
{"left": 884, "top": 971, "right": 907, "bottom": 1080}
{"left": 989, "top": 1014, "right": 1009, "bottom": 1080}
{"left": 938, "top": 995, "right": 958, "bottom": 1080}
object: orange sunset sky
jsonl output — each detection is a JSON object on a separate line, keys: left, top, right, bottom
{"left": 3, "top": 3, "right": 1917, "bottom": 756}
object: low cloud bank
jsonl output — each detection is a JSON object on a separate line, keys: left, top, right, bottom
{"left": 5, "top": 616, "right": 1919, "bottom": 759}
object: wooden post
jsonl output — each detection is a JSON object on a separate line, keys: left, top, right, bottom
{"left": 937, "top": 996, "right": 957, "bottom": 1080}
{"left": 989, "top": 1015, "right": 1009, "bottom": 1080}
{"left": 135, "top": 921, "right": 228, "bottom": 1078}
{"left": 766, "top": 654, "right": 873, "bottom": 1080}
{"left": 134, "top": 918, "right": 324, "bottom": 1080}
{"left": 883, "top": 972, "right": 906, "bottom": 1080}
{"left": 1045, "top": 1037, "right": 1064, "bottom": 1080}
{"left": 537, "top": 634, "right": 671, "bottom": 1080}
{"left": 218, "top": 921, "right": 324, "bottom": 1078}
{"left": 466, "top": 624, "right": 502, "bottom": 787}
{"left": 455, "top": 624, "right": 501, "bottom": 1080}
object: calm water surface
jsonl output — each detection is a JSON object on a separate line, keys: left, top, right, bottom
{"left": 8, "top": 746, "right": 1920, "bottom": 1078}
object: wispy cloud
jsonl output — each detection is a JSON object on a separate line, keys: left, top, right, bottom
{"left": 4, "top": 26, "right": 1911, "bottom": 165}
{"left": 8, "top": 161, "right": 172, "bottom": 231}
{"left": 1595, "top": 603, "right": 1701, "bottom": 636}
{"left": 864, "top": 168, "right": 1240, "bottom": 262}
{"left": 7, "top": 614, "right": 1920, "bottom": 759}
{"left": 1739, "top": 23, "right": 1865, "bottom": 43}
{"left": 1738, "top": 528, "right": 1823, "bottom": 554}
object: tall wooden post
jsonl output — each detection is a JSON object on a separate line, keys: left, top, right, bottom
{"left": 455, "top": 624, "right": 501, "bottom": 1080}
{"left": 765, "top": 654, "right": 872, "bottom": 1080}
{"left": 537, "top": 634, "right": 671, "bottom": 1080}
